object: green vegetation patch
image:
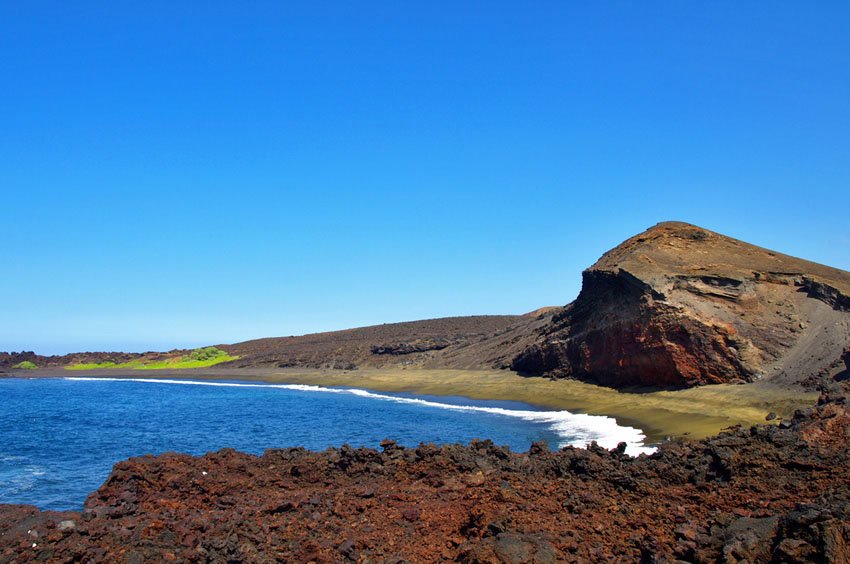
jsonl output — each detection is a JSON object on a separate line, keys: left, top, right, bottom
{"left": 12, "top": 360, "right": 38, "bottom": 369}
{"left": 137, "top": 347, "right": 237, "bottom": 370}
{"left": 64, "top": 348, "right": 238, "bottom": 371}
{"left": 65, "top": 361, "right": 118, "bottom": 370}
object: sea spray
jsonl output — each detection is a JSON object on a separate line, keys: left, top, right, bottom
{"left": 65, "top": 377, "right": 655, "bottom": 455}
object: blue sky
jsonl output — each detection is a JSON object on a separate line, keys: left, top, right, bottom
{"left": 2, "top": 2, "right": 849, "bottom": 355}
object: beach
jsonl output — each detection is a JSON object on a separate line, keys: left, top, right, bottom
{"left": 7, "top": 367, "right": 817, "bottom": 444}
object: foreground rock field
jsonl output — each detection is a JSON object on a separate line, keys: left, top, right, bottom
{"left": 2, "top": 382, "right": 848, "bottom": 563}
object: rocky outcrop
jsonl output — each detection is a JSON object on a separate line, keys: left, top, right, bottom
{"left": 0, "top": 351, "right": 40, "bottom": 368}
{"left": 512, "top": 222, "right": 850, "bottom": 388}
{"left": 370, "top": 339, "right": 451, "bottom": 356}
{"left": 1, "top": 383, "right": 848, "bottom": 562}
{"left": 0, "top": 350, "right": 180, "bottom": 370}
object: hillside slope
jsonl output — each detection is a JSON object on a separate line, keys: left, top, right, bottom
{"left": 6, "top": 222, "right": 849, "bottom": 391}
{"left": 511, "top": 222, "right": 850, "bottom": 388}
{"left": 221, "top": 313, "right": 556, "bottom": 371}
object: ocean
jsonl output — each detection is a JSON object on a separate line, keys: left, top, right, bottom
{"left": 0, "top": 377, "right": 652, "bottom": 510}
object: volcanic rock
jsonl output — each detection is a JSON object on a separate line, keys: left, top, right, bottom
{"left": 0, "top": 350, "right": 170, "bottom": 370}
{"left": 1, "top": 383, "right": 849, "bottom": 562}
{"left": 7, "top": 221, "right": 850, "bottom": 389}
{"left": 220, "top": 314, "right": 555, "bottom": 371}
{"left": 512, "top": 222, "right": 850, "bottom": 388}
{"left": 370, "top": 339, "right": 451, "bottom": 355}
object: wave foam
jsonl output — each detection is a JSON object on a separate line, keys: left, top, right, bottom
{"left": 65, "top": 377, "right": 656, "bottom": 455}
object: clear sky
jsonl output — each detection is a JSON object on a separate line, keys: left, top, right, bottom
{"left": 2, "top": 2, "right": 849, "bottom": 355}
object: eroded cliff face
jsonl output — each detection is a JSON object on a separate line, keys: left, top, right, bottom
{"left": 512, "top": 222, "right": 850, "bottom": 388}
{"left": 512, "top": 270, "right": 753, "bottom": 387}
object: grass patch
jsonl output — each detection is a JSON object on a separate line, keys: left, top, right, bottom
{"left": 65, "top": 361, "right": 118, "bottom": 370}
{"left": 136, "top": 350, "right": 238, "bottom": 370}
{"left": 64, "top": 348, "right": 238, "bottom": 371}
{"left": 12, "top": 360, "right": 37, "bottom": 369}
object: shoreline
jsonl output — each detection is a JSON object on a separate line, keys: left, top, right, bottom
{"left": 4, "top": 367, "right": 817, "bottom": 444}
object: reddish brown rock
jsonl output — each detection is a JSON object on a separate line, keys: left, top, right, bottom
{"left": 0, "top": 350, "right": 178, "bottom": 370}
{"left": 1, "top": 384, "right": 849, "bottom": 562}
{"left": 513, "top": 222, "right": 850, "bottom": 388}
{"left": 8, "top": 223, "right": 850, "bottom": 390}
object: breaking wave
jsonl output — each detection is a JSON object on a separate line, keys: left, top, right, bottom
{"left": 65, "top": 377, "right": 655, "bottom": 455}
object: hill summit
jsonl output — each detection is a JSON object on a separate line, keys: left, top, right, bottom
{"left": 512, "top": 221, "right": 850, "bottom": 387}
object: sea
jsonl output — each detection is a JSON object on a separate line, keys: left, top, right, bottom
{"left": 0, "top": 377, "right": 653, "bottom": 511}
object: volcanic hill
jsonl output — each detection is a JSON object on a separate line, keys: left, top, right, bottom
{"left": 511, "top": 222, "right": 850, "bottom": 388}
{"left": 221, "top": 221, "right": 850, "bottom": 389}
{"left": 3, "top": 222, "right": 850, "bottom": 562}
{"left": 4, "top": 222, "right": 849, "bottom": 391}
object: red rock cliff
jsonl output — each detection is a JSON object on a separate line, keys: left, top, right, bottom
{"left": 512, "top": 222, "right": 850, "bottom": 388}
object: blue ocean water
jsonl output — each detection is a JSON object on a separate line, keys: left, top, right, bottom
{"left": 0, "top": 377, "right": 650, "bottom": 510}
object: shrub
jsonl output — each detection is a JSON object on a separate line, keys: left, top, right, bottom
{"left": 12, "top": 360, "right": 37, "bottom": 369}
{"left": 186, "top": 347, "right": 227, "bottom": 362}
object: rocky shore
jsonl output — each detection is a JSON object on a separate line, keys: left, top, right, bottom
{"left": 3, "top": 222, "right": 849, "bottom": 562}
{"left": 2, "top": 381, "right": 848, "bottom": 562}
